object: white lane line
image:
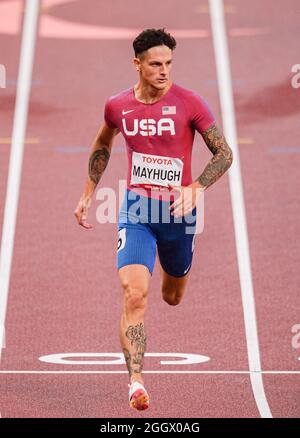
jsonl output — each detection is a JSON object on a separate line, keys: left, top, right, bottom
{"left": 0, "top": 1, "right": 40, "bottom": 358}
{"left": 208, "top": 0, "right": 272, "bottom": 418}
{"left": 0, "top": 370, "right": 298, "bottom": 375}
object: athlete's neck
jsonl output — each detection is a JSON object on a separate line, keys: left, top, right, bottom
{"left": 133, "top": 81, "right": 172, "bottom": 104}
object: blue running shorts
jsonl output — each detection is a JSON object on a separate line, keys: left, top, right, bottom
{"left": 117, "top": 189, "right": 197, "bottom": 277}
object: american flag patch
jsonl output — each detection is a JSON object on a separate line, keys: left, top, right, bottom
{"left": 162, "top": 106, "right": 176, "bottom": 115}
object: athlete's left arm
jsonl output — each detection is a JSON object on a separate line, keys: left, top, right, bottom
{"left": 196, "top": 123, "right": 233, "bottom": 190}
{"left": 169, "top": 124, "right": 233, "bottom": 217}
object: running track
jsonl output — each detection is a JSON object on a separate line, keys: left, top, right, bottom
{"left": 0, "top": 0, "right": 299, "bottom": 418}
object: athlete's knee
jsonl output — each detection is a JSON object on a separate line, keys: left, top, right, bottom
{"left": 162, "top": 290, "right": 182, "bottom": 306}
{"left": 123, "top": 283, "right": 148, "bottom": 312}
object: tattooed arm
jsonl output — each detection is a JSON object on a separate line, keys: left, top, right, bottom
{"left": 74, "top": 122, "right": 119, "bottom": 229}
{"left": 196, "top": 123, "right": 233, "bottom": 190}
{"left": 169, "top": 124, "right": 233, "bottom": 217}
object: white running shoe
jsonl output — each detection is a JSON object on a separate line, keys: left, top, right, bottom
{"left": 128, "top": 380, "right": 150, "bottom": 411}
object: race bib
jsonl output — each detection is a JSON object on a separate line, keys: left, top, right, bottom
{"left": 130, "top": 152, "right": 183, "bottom": 187}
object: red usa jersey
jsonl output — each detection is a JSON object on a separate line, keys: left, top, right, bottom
{"left": 104, "top": 82, "right": 215, "bottom": 199}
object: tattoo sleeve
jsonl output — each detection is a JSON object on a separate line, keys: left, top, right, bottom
{"left": 123, "top": 322, "right": 147, "bottom": 376}
{"left": 197, "top": 124, "right": 233, "bottom": 189}
{"left": 88, "top": 146, "right": 110, "bottom": 186}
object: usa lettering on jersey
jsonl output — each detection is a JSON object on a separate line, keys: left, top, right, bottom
{"left": 122, "top": 118, "right": 175, "bottom": 136}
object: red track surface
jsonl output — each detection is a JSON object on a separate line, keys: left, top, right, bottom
{"left": 0, "top": 0, "right": 299, "bottom": 418}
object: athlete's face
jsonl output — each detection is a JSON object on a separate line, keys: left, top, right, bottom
{"left": 135, "top": 45, "right": 173, "bottom": 90}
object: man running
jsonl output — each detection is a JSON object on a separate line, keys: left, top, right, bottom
{"left": 74, "top": 28, "right": 233, "bottom": 411}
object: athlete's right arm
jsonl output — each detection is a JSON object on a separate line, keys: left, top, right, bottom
{"left": 74, "top": 122, "right": 119, "bottom": 229}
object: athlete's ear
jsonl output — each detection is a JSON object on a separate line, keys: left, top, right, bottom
{"left": 133, "top": 57, "right": 141, "bottom": 72}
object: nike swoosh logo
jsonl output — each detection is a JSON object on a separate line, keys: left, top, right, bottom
{"left": 122, "top": 109, "right": 135, "bottom": 115}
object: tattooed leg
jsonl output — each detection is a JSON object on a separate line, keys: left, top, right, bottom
{"left": 118, "top": 265, "right": 150, "bottom": 384}
{"left": 121, "top": 322, "right": 147, "bottom": 384}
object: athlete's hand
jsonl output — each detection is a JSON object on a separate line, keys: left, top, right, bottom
{"left": 74, "top": 195, "right": 93, "bottom": 229}
{"left": 169, "top": 182, "right": 205, "bottom": 217}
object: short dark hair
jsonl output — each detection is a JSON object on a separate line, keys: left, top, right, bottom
{"left": 133, "top": 28, "right": 176, "bottom": 58}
